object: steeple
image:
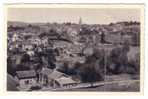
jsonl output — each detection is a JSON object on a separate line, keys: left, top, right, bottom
{"left": 79, "top": 17, "right": 82, "bottom": 25}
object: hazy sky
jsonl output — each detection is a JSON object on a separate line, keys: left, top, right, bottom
{"left": 7, "top": 8, "right": 141, "bottom": 24}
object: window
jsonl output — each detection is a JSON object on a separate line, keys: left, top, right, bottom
{"left": 25, "top": 80, "right": 29, "bottom": 85}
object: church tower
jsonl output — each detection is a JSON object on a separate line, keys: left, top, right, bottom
{"left": 79, "top": 17, "right": 82, "bottom": 25}
{"left": 78, "top": 17, "right": 82, "bottom": 33}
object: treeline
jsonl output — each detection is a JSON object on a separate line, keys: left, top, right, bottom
{"left": 109, "top": 21, "right": 140, "bottom": 26}
{"left": 57, "top": 43, "right": 140, "bottom": 83}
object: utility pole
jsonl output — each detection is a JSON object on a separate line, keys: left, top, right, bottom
{"left": 104, "top": 47, "right": 108, "bottom": 91}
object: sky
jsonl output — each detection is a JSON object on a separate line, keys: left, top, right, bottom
{"left": 7, "top": 8, "right": 141, "bottom": 24}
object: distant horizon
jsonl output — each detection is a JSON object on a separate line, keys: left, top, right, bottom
{"left": 7, "top": 8, "right": 140, "bottom": 25}
{"left": 7, "top": 20, "right": 140, "bottom": 26}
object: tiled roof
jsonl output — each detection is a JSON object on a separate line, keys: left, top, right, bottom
{"left": 16, "top": 70, "right": 36, "bottom": 79}
{"left": 55, "top": 76, "right": 77, "bottom": 85}
{"left": 48, "top": 70, "right": 67, "bottom": 79}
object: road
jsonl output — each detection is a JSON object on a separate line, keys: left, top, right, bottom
{"left": 40, "top": 80, "right": 140, "bottom": 91}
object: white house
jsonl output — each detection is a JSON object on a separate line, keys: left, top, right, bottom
{"left": 15, "top": 70, "right": 37, "bottom": 90}
{"left": 54, "top": 76, "right": 78, "bottom": 88}
{"left": 39, "top": 68, "right": 75, "bottom": 88}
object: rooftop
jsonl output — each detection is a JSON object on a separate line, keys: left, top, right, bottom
{"left": 55, "top": 76, "right": 77, "bottom": 85}
{"left": 48, "top": 70, "right": 68, "bottom": 79}
{"left": 16, "top": 70, "right": 36, "bottom": 79}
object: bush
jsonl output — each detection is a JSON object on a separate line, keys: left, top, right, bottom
{"left": 127, "top": 52, "right": 140, "bottom": 74}
{"left": 107, "top": 45, "right": 129, "bottom": 74}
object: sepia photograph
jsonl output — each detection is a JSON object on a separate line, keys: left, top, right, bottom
{"left": 6, "top": 4, "right": 144, "bottom": 92}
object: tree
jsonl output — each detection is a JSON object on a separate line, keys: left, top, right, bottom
{"left": 107, "top": 44, "right": 130, "bottom": 74}
{"left": 24, "top": 35, "right": 32, "bottom": 40}
{"left": 109, "top": 23, "right": 114, "bottom": 26}
{"left": 77, "top": 63, "right": 103, "bottom": 83}
{"left": 38, "top": 32, "right": 48, "bottom": 39}
{"left": 127, "top": 52, "right": 140, "bottom": 74}
{"left": 46, "top": 49, "right": 56, "bottom": 69}
{"left": 76, "top": 49, "right": 105, "bottom": 83}
{"left": 7, "top": 57, "right": 16, "bottom": 76}
{"left": 100, "top": 32, "right": 105, "bottom": 43}
{"left": 21, "top": 53, "right": 30, "bottom": 63}
{"left": 85, "top": 48, "right": 105, "bottom": 75}
{"left": 122, "top": 41, "right": 130, "bottom": 53}
{"left": 57, "top": 61, "right": 69, "bottom": 74}
{"left": 28, "top": 24, "right": 32, "bottom": 27}
{"left": 15, "top": 63, "right": 30, "bottom": 71}
{"left": 132, "top": 33, "right": 140, "bottom": 46}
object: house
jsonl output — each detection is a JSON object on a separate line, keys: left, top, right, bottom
{"left": 26, "top": 50, "right": 35, "bottom": 57}
{"left": 39, "top": 68, "right": 70, "bottom": 88}
{"left": 47, "top": 70, "right": 76, "bottom": 88}
{"left": 41, "top": 36, "right": 48, "bottom": 47}
{"left": 31, "top": 36, "right": 41, "bottom": 46}
{"left": 54, "top": 76, "right": 78, "bottom": 88}
{"left": 15, "top": 55, "right": 22, "bottom": 65}
{"left": 22, "top": 41, "right": 34, "bottom": 51}
{"left": 48, "top": 70, "right": 68, "bottom": 79}
{"left": 15, "top": 70, "right": 37, "bottom": 89}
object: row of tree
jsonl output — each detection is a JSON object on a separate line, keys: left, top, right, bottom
{"left": 57, "top": 43, "right": 140, "bottom": 83}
